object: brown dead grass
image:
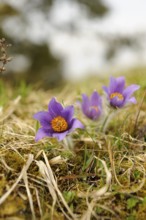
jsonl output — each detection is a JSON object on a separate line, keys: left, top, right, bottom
{"left": 0, "top": 71, "right": 146, "bottom": 220}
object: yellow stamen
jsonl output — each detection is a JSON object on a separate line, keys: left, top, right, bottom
{"left": 51, "top": 116, "right": 68, "bottom": 132}
{"left": 110, "top": 92, "right": 124, "bottom": 100}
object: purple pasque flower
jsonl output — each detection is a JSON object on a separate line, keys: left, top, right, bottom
{"left": 33, "top": 97, "right": 84, "bottom": 142}
{"left": 81, "top": 91, "right": 102, "bottom": 120}
{"left": 103, "top": 76, "right": 140, "bottom": 108}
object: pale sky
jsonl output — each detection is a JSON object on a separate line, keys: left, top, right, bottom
{"left": 49, "top": 0, "right": 146, "bottom": 80}
{"left": 101, "top": 0, "right": 146, "bottom": 33}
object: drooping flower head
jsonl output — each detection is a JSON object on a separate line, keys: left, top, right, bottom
{"left": 102, "top": 76, "right": 140, "bottom": 108}
{"left": 81, "top": 91, "right": 102, "bottom": 120}
{"left": 34, "top": 98, "right": 84, "bottom": 141}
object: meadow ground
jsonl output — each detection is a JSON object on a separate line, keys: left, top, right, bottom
{"left": 0, "top": 68, "right": 146, "bottom": 220}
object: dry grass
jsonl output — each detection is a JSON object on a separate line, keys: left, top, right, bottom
{"left": 0, "top": 70, "right": 146, "bottom": 220}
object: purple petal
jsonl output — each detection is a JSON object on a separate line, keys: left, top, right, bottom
{"left": 89, "top": 108, "right": 102, "bottom": 120}
{"left": 103, "top": 77, "right": 125, "bottom": 95}
{"left": 81, "top": 94, "right": 90, "bottom": 115}
{"left": 53, "top": 131, "right": 68, "bottom": 141}
{"left": 110, "top": 96, "right": 124, "bottom": 108}
{"left": 69, "top": 118, "right": 84, "bottom": 132}
{"left": 102, "top": 86, "right": 109, "bottom": 96}
{"left": 108, "top": 76, "right": 125, "bottom": 93}
{"left": 48, "top": 97, "right": 63, "bottom": 117}
{"left": 82, "top": 94, "right": 89, "bottom": 105}
{"left": 61, "top": 105, "right": 74, "bottom": 122}
{"left": 123, "top": 84, "right": 140, "bottom": 100}
{"left": 35, "top": 127, "right": 52, "bottom": 142}
{"left": 90, "top": 91, "right": 102, "bottom": 106}
{"left": 115, "top": 76, "right": 125, "bottom": 92}
{"left": 109, "top": 77, "right": 117, "bottom": 93}
{"left": 33, "top": 111, "right": 52, "bottom": 129}
{"left": 128, "top": 97, "right": 137, "bottom": 104}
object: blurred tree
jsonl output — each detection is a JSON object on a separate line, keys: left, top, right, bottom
{"left": 0, "top": 3, "right": 18, "bottom": 16}
{"left": 100, "top": 34, "right": 143, "bottom": 61}
{"left": 0, "top": 0, "right": 109, "bottom": 88}
{"left": 0, "top": 1, "right": 62, "bottom": 88}
{"left": 75, "top": 0, "right": 108, "bottom": 17}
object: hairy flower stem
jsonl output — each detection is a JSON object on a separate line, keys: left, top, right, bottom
{"left": 100, "top": 110, "right": 114, "bottom": 132}
{"left": 63, "top": 136, "right": 74, "bottom": 151}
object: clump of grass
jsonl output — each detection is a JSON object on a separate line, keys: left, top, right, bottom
{"left": 0, "top": 70, "right": 146, "bottom": 219}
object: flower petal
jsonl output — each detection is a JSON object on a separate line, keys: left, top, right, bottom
{"left": 102, "top": 85, "right": 109, "bottom": 95}
{"left": 82, "top": 94, "right": 89, "bottom": 105}
{"left": 88, "top": 109, "right": 96, "bottom": 119}
{"left": 89, "top": 108, "right": 101, "bottom": 120}
{"left": 61, "top": 105, "right": 74, "bottom": 122}
{"left": 35, "top": 127, "right": 52, "bottom": 141}
{"left": 109, "top": 76, "right": 125, "bottom": 93}
{"left": 123, "top": 84, "right": 140, "bottom": 100}
{"left": 53, "top": 131, "right": 68, "bottom": 141}
{"left": 128, "top": 97, "right": 137, "bottom": 104}
{"left": 115, "top": 76, "right": 125, "bottom": 92}
{"left": 109, "top": 76, "right": 117, "bottom": 93}
{"left": 48, "top": 97, "right": 63, "bottom": 117}
{"left": 110, "top": 96, "right": 124, "bottom": 108}
{"left": 69, "top": 118, "right": 84, "bottom": 132}
{"left": 81, "top": 94, "right": 90, "bottom": 115}
{"left": 33, "top": 111, "right": 52, "bottom": 129}
{"left": 90, "top": 91, "right": 102, "bottom": 106}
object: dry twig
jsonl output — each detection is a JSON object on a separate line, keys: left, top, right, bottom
{"left": 0, "top": 38, "right": 12, "bottom": 74}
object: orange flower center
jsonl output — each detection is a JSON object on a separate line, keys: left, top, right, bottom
{"left": 110, "top": 92, "right": 124, "bottom": 100}
{"left": 51, "top": 116, "right": 68, "bottom": 132}
{"left": 90, "top": 106, "right": 99, "bottom": 112}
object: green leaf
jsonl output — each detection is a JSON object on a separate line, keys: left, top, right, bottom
{"left": 126, "top": 215, "right": 136, "bottom": 220}
{"left": 63, "top": 191, "right": 75, "bottom": 204}
{"left": 127, "top": 198, "right": 139, "bottom": 210}
{"left": 142, "top": 196, "right": 146, "bottom": 204}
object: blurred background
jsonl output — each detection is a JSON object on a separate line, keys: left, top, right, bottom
{"left": 0, "top": 0, "right": 146, "bottom": 88}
